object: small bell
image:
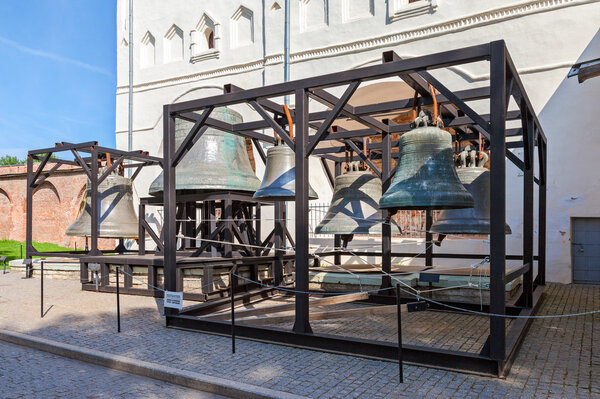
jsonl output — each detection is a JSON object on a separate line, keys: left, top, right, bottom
{"left": 254, "top": 144, "right": 318, "bottom": 200}
{"left": 66, "top": 167, "right": 139, "bottom": 238}
{"left": 431, "top": 148, "right": 512, "bottom": 235}
{"left": 316, "top": 162, "right": 401, "bottom": 235}
{"left": 380, "top": 111, "right": 474, "bottom": 211}
{"left": 149, "top": 107, "right": 260, "bottom": 195}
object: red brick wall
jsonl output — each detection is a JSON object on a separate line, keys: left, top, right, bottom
{"left": 0, "top": 164, "right": 114, "bottom": 249}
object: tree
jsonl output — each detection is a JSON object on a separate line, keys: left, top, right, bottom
{"left": 0, "top": 155, "right": 23, "bottom": 166}
{"left": 0, "top": 153, "right": 56, "bottom": 166}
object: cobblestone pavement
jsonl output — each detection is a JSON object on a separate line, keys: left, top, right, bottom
{"left": 0, "top": 272, "right": 599, "bottom": 398}
{"left": 241, "top": 298, "right": 498, "bottom": 353}
{"left": 0, "top": 340, "right": 225, "bottom": 398}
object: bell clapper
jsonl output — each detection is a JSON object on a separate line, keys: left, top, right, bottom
{"left": 341, "top": 234, "right": 353, "bottom": 249}
{"left": 434, "top": 234, "right": 446, "bottom": 247}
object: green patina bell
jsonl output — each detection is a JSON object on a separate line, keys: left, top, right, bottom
{"left": 431, "top": 147, "right": 511, "bottom": 235}
{"left": 66, "top": 168, "right": 139, "bottom": 238}
{"left": 253, "top": 144, "right": 318, "bottom": 201}
{"left": 316, "top": 162, "right": 401, "bottom": 235}
{"left": 149, "top": 107, "right": 260, "bottom": 195}
{"left": 380, "top": 112, "right": 474, "bottom": 211}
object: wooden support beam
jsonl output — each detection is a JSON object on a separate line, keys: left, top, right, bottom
{"left": 235, "top": 304, "right": 407, "bottom": 325}
{"left": 204, "top": 291, "right": 369, "bottom": 320}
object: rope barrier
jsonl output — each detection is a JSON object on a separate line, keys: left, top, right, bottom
{"left": 228, "top": 272, "right": 600, "bottom": 319}
{"left": 64, "top": 210, "right": 596, "bottom": 321}
{"left": 77, "top": 249, "right": 600, "bottom": 321}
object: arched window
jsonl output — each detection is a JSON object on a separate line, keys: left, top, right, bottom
{"left": 191, "top": 13, "right": 220, "bottom": 63}
{"left": 389, "top": 0, "right": 437, "bottom": 22}
{"left": 207, "top": 29, "right": 215, "bottom": 49}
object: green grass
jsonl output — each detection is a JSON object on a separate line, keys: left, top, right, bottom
{"left": 0, "top": 240, "right": 73, "bottom": 268}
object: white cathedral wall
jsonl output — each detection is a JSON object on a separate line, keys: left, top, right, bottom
{"left": 115, "top": 0, "right": 600, "bottom": 283}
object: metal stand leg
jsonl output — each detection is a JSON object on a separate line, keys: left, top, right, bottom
{"left": 396, "top": 284, "right": 403, "bottom": 383}
{"left": 116, "top": 266, "right": 121, "bottom": 333}
{"left": 230, "top": 264, "right": 238, "bottom": 354}
{"left": 40, "top": 261, "right": 44, "bottom": 318}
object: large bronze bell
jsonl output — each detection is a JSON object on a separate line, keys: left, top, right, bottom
{"left": 253, "top": 144, "right": 318, "bottom": 200}
{"left": 380, "top": 112, "right": 474, "bottom": 211}
{"left": 315, "top": 162, "right": 401, "bottom": 235}
{"left": 431, "top": 147, "right": 512, "bottom": 235}
{"left": 66, "top": 168, "right": 139, "bottom": 238}
{"left": 149, "top": 107, "right": 260, "bottom": 195}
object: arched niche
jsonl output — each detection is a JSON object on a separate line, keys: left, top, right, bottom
{"left": 32, "top": 182, "right": 62, "bottom": 243}
{"left": 0, "top": 188, "right": 13, "bottom": 239}
{"left": 164, "top": 24, "right": 184, "bottom": 63}
{"left": 140, "top": 31, "right": 156, "bottom": 68}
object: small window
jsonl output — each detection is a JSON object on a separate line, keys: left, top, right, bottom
{"left": 191, "top": 13, "right": 220, "bottom": 63}
{"left": 207, "top": 29, "right": 214, "bottom": 49}
{"left": 389, "top": 0, "right": 437, "bottom": 22}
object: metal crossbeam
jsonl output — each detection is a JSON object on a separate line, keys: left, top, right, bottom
{"left": 306, "top": 81, "right": 360, "bottom": 155}
{"left": 172, "top": 106, "right": 213, "bottom": 167}
{"left": 249, "top": 100, "right": 295, "bottom": 149}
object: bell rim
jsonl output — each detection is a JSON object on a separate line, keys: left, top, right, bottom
{"left": 315, "top": 218, "right": 402, "bottom": 235}
{"left": 430, "top": 221, "right": 512, "bottom": 235}
{"left": 253, "top": 192, "right": 319, "bottom": 201}
{"left": 380, "top": 205, "right": 474, "bottom": 211}
{"left": 149, "top": 187, "right": 260, "bottom": 197}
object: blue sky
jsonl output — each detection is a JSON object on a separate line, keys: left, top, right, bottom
{"left": 0, "top": 1, "right": 116, "bottom": 161}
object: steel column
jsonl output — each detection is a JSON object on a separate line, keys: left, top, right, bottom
{"left": 334, "top": 162, "right": 342, "bottom": 265}
{"left": 488, "top": 40, "right": 507, "bottom": 360}
{"left": 293, "top": 88, "right": 312, "bottom": 333}
{"left": 90, "top": 147, "right": 99, "bottom": 256}
{"left": 522, "top": 105, "right": 534, "bottom": 306}
{"left": 538, "top": 140, "right": 547, "bottom": 285}
{"left": 274, "top": 201, "right": 284, "bottom": 285}
{"left": 163, "top": 106, "right": 177, "bottom": 299}
{"left": 25, "top": 155, "right": 34, "bottom": 277}
{"left": 381, "top": 126, "right": 392, "bottom": 290}
{"left": 138, "top": 203, "right": 146, "bottom": 255}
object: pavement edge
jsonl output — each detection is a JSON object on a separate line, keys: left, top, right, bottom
{"left": 0, "top": 329, "right": 308, "bottom": 399}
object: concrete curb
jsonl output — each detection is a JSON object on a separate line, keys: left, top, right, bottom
{"left": 0, "top": 329, "right": 308, "bottom": 399}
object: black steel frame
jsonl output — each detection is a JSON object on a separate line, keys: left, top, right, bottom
{"left": 22, "top": 41, "right": 543, "bottom": 376}
{"left": 159, "top": 41, "right": 547, "bottom": 376}
{"left": 25, "top": 142, "right": 162, "bottom": 272}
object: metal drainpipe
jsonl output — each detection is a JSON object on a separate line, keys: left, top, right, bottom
{"left": 127, "top": 0, "right": 133, "bottom": 171}
{"left": 284, "top": 0, "right": 290, "bottom": 236}
{"left": 284, "top": 0, "right": 290, "bottom": 105}
{"left": 127, "top": 0, "right": 133, "bottom": 251}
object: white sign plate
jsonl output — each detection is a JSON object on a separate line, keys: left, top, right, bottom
{"left": 164, "top": 291, "right": 183, "bottom": 310}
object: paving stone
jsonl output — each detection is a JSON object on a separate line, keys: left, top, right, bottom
{"left": 0, "top": 273, "right": 598, "bottom": 398}
{"left": 0, "top": 341, "right": 224, "bottom": 398}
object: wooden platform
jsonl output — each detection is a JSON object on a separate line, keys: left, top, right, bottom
{"left": 79, "top": 252, "right": 298, "bottom": 302}
{"left": 310, "top": 263, "right": 431, "bottom": 274}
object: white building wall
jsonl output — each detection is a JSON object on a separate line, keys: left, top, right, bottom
{"left": 115, "top": 0, "right": 600, "bottom": 283}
